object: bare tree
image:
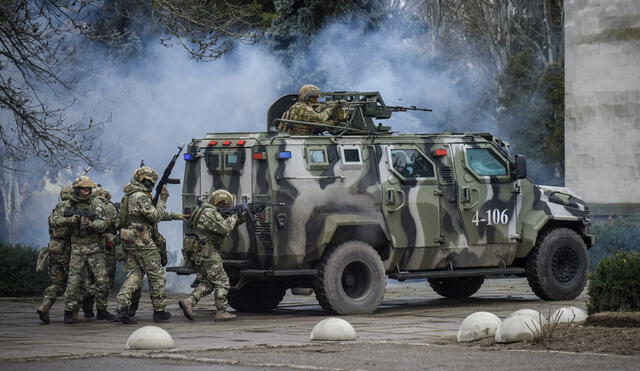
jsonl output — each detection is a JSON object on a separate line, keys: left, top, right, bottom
{"left": 0, "top": 0, "right": 105, "bottom": 167}
{"left": 0, "top": 0, "right": 265, "bottom": 168}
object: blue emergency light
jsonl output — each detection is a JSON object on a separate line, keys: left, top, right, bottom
{"left": 183, "top": 153, "right": 195, "bottom": 161}
{"left": 277, "top": 151, "right": 292, "bottom": 159}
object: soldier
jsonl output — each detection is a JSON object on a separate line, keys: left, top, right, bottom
{"left": 278, "top": 84, "right": 343, "bottom": 135}
{"left": 178, "top": 189, "right": 243, "bottom": 321}
{"left": 115, "top": 166, "right": 184, "bottom": 324}
{"left": 50, "top": 176, "right": 114, "bottom": 324}
{"left": 81, "top": 186, "right": 118, "bottom": 318}
{"left": 36, "top": 186, "right": 73, "bottom": 324}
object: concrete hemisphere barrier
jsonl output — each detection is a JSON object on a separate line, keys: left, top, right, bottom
{"left": 495, "top": 315, "right": 542, "bottom": 343}
{"left": 125, "top": 326, "right": 175, "bottom": 350}
{"left": 310, "top": 318, "right": 358, "bottom": 341}
{"left": 456, "top": 311, "right": 502, "bottom": 342}
{"left": 510, "top": 309, "right": 549, "bottom": 327}
{"left": 551, "top": 306, "right": 587, "bottom": 323}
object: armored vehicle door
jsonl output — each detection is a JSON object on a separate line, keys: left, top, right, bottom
{"left": 452, "top": 143, "right": 518, "bottom": 245}
{"left": 377, "top": 144, "right": 441, "bottom": 252}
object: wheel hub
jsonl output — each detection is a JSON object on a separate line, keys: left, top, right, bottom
{"left": 552, "top": 246, "right": 579, "bottom": 283}
{"left": 341, "top": 261, "right": 370, "bottom": 299}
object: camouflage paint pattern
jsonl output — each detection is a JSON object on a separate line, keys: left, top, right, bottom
{"left": 116, "top": 248, "right": 166, "bottom": 310}
{"left": 181, "top": 130, "right": 591, "bottom": 276}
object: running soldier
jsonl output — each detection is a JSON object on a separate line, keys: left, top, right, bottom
{"left": 36, "top": 186, "right": 73, "bottom": 324}
{"left": 178, "top": 189, "right": 243, "bottom": 321}
{"left": 115, "top": 166, "right": 183, "bottom": 324}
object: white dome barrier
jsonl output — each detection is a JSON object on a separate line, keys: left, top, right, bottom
{"left": 125, "top": 326, "right": 175, "bottom": 350}
{"left": 456, "top": 312, "right": 502, "bottom": 342}
{"left": 310, "top": 318, "right": 358, "bottom": 341}
{"left": 495, "top": 315, "right": 542, "bottom": 343}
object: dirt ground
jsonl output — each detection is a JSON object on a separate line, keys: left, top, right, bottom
{"left": 440, "top": 312, "right": 640, "bottom": 356}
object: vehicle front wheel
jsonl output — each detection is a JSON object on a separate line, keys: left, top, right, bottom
{"left": 314, "top": 241, "right": 386, "bottom": 314}
{"left": 427, "top": 276, "right": 485, "bottom": 298}
{"left": 526, "top": 228, "right": 589, "bottom": 300}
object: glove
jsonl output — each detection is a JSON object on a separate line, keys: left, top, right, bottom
{"left": 80, "top": 216, "right": 91, "bottom": 229}
{"left": 173, "top": 213, "right": 187, "bottom": 221}
{"left": 160, "top": 185, "right": 169, "bottom": 201}
{"left": 66, "top": 215, "right": 80, "bottom": 225}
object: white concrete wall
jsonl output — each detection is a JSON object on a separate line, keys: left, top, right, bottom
{"left": 565, "top": 0, "right": 640, "bottom": 215}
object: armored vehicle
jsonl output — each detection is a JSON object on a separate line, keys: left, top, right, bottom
{"left": 172, "top": 91, "right": 593, "bottom": 315}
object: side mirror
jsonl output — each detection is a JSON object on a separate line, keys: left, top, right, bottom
{"left": 514, "top": 154, "right": 527, "bottom": 180}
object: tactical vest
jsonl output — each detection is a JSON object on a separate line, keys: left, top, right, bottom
{"left": 190, "top": 204, "right": 225, "bottom": 246}
{"left": 119, "top": 191, "right": 152, "bottom": 227}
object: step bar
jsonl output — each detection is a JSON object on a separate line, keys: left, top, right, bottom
{"left": 388, "top": 267, "right": 525, "bottom": 280}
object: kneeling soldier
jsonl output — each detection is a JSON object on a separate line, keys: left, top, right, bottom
{"left": 179, "top": 189, "right": 242, "bottom": 321}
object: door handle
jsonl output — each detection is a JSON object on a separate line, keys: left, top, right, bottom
{"left": 388, "top": 189, "right": 406, "bottom": 213}
{"left": 462, "top": 187, "right": 480, "bottom": 209}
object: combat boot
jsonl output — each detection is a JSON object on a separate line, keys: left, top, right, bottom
{"left": 37, "top": 302, "right": 50, "bottom": 324}
{"left": 178, "top": 298, "right": 194, "bottom": 321}
{"left": 96, "top": 309, "right": 115, "bottom": 321}
{"left": 82, "top": 292, "right": 95, "bottom": 318}
{"left": 64, "top": 311, "right": 75, "bottom": 324}
{"left": 214, "top": 311, "right": 236, "bottom": 321}
{"left": 153, "top": 310, "right": 171, "bottom": 323}
{"left": 116, "top": 307, "right": 137, "bottom": 325}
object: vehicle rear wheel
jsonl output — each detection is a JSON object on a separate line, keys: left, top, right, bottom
{"left": 227, "top": 281, "right": 287, "bottom": 313}
{"left": 427, "top": 276, "right": 485, "bottom": 298}
{"left": 314, "top": 241, "right": 386, "bottom": 314}
{"left": 526, "top": 228, "right": 588, "bottom": 300}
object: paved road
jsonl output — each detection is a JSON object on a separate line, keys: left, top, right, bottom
{"left": 0, "top": 278, "right": 637, "bottom": 370}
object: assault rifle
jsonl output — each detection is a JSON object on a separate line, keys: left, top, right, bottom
{"left": 63, "top": 209, "right": 98, "bottom": 234}
{"left": 152, "top": 144, "right": 185, "bottom": 206}
{"left": 220, "top": 200, "right": 285, "bottom": 222}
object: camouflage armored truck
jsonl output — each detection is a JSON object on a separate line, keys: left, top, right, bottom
{"left": 172, "top": 91, "right": 594, "bottom": 315}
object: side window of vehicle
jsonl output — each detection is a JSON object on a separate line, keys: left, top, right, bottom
{"left": 466, "top": 148, "right": 508, "bottom": 176}
{"left": 205, "top": 151, "right": 221, "bottom": 174}
{"left": 390, "top": 148, "right": 435, "bottom": 178}
{"left": 339, "top": 145, "right": 363, "bottom": 169}
{"left": 305, "top": 146, "right": 328, "bottom": 170}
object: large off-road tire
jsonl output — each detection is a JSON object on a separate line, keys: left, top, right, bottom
{"left": 227, "top": 281, "right": 287, "bottom": 313}
{"left": 314, "top": 241, "right": 386, "bottom": 314}
{"left": 526, "top": 228, "right": 589, "bottom": 300}
{"left": 427, "top": 276, "right": 485, "bottom": 298}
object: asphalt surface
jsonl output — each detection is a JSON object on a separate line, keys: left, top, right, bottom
{"left": 0, "top": 278, "right": 638, "bottom": 370}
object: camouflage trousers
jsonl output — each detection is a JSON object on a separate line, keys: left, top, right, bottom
{"left": 188, "top": 249, "right": 230, "bottom": 311}
{"left": 41, "top": 251, "right": 69, "bottom": 307}
{"left": 116, "top": 249, "right": 166, "bottom": 311}
{"left": 64, "top": 251, "right": 109, "bottom": 312}
{"left": 84, "top": 250, "right": 116, "bottom": 296}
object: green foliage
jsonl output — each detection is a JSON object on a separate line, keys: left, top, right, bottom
{"left": 590, "top": 214, "right": 640, "bottom": 270}
{"left": 498, "top": 48, "right": 565, "bottom": 185}
{"left": 587, "top": 251, "right": 640, "bottom": 314}
{"left": 0, "top": 244, "right": 48, "bottom": 297}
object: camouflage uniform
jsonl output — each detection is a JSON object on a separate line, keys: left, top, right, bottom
{"left": 179, "top": 190, "right": 241, "bottom": 321}
{"left": 81, "top": 187, "right": 119, "bottom": 317}
{"left": 278, "top": 84, "right": 342, "bottom": 135}
{"left": 49, "top": 177, "right": 112, "bottom": 323}
{"left": 115, "top": 167, "right": 182, "bottom": 323}
{"left": 36, "top": 186, "right": 73, "bottom": 324}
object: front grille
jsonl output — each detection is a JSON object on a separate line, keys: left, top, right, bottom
{"left": 255, "top": 223, "right": 272, "bottom": 243}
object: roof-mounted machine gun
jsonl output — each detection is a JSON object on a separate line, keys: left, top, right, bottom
{"left": 268, "top": 91, "right": 431, "bottom": 135}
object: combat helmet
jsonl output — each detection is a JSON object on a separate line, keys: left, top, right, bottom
{"left": 60, "top": 185, "right": 73, "bottom": 201}
{"left": 210, "top": 189, "right": 234, "bottom": 207}
{"left": 95, "top": 186, "right": 111, "bottom": 200}
{"left": 133, "top": 166, "right": 158, "bottom": 185}
{"left": 299, "top": 84, "right": 320, "bottom": 102}
{"left": 72, "top": 176, "right": 96, "bottom": 200}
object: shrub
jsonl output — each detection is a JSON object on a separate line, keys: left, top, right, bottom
{"left": 589, "top": 214, "right": 640, "bottom": 270}
{"left": 587, "top": 251, "right": 640, "bottom": 314}
{"left": 0, "top": 243, "right": 49, "bottom": 296}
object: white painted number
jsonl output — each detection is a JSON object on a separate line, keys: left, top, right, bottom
{"left": 472, "top": 209, "right": 510, "bottom": 226}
